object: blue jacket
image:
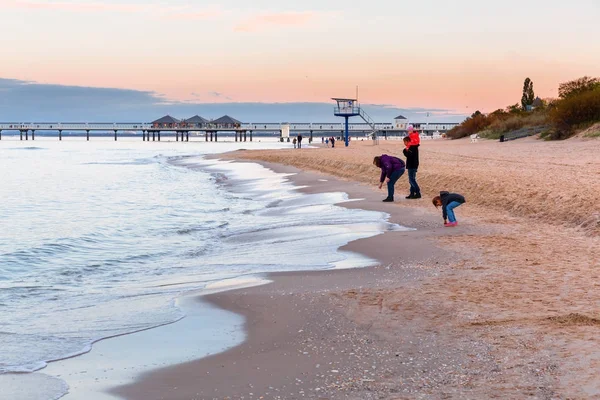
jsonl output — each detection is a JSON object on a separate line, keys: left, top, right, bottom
{"left": 379, "top": 154, "right": 405, "bottom": 182}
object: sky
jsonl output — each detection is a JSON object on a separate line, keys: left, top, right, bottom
{"left": 1, "top": 0, "right": 599, "bottom": 122}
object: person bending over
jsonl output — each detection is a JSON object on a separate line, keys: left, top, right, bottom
{"left": 432, "top": 191, "right": 466, "bottom": 227}
{"left": 373, "top": 155, "right": 406, "bottom": 202}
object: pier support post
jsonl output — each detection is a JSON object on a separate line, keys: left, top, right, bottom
{"left": 176, "top": 131, "right": 179, "bottom": 141}
{"left": 158, "top": 132, "right": 161, "bottom": 141}
{"left": 186, "top": 132, "right": 189, "bottom": 142}
{"left": 205, "top": 132, "right": 208, "bottom": 141}
{"left": 32, "top": 130, "right": 35, "bottom": 140}
{"left": 0, "top": 130, "right": 2, "bottom": 140}
{"left": 215, "top": 132, "right": 218, "bottom": 141}
{"left": 235, "top": 131, "right": 238, "bottom": 142}
{"left": 244, "top": 131, "right": 247, "bottom": 141}
{"left": 250, "top": 131, "right": 253, "bottom": 142}
{"left": 309, "top": 130, "right": 313, "bottom": 143}
{"left": 152, "top": 131, "right": 156, "bottom": 141}
{"left": 59, "top": 130, "right": 62, "bottom": 141}
{"left": 25, "top": 130, "right": 29, "bottom": 140}
{"left": 344, "top": 116, "right": 349, "bottom": 147}
{"left": 210, "top": 132, "right": 213, "bottom": 141}
{"left": 20, "top": 130, "right": 23, "bottom": 140}
{"left": 86, "top": 130, "right": 90, "bottom": 141}
{"left": 142, "top": 131, "right": 145, "bottom": 141}
{"left": 114, "top": 130, "right": 117, "bottom": 141}
{"left": 384, "top": 131, "right": 387, "bottom": 140}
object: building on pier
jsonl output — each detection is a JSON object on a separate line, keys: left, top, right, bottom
{"left": 210, "top": 115, "right": 242, "bottom": 130}
{"left": 151, "top": 115, "right": 180, "bottom": 129}
{"left": 393, "top": 115, "right": 409, "bottom": 130}
{"left": 182, "top": 115, "right": 209, "bottom": 129}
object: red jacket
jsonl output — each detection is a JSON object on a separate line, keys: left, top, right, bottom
{"left": 408, "top": 131, "right": 420, "bottom": 146}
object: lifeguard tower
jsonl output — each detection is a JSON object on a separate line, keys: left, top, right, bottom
{"left": 332, "top": 97, "right": 377, "bottom": 146}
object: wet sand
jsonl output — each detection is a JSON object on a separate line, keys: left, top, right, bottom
{"left": 114, "top": 137, "right": 600, "bottom": 399}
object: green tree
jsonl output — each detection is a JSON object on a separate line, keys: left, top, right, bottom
{"left": 558, "top": 76, "right": 600, "bottom": 99}
{"left": 521, "top": 78, "right": 535, "bottom": 110}
{"left": 507, "top": 103, "right": 521, "bottom": 114}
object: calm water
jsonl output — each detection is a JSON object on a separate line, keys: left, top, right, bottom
{"left": 0, "top": 138, "right": 404, "bottom": 399}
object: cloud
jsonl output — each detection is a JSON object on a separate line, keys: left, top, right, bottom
{"left": 1, "top": 0, "right": 149, "bottom": 13}
{"left": 234, "top": 11, "right": 318, "bottom": 32}
{"left": 0, "top": 1, "right": 222, "bottom": 20}
{"left": 0, "top": 78, "right": 465, "bottom": 123}
{"left": 208, "top": 91, "right": 233, "bottom": 101}
{"left": 166, "top": 9, "right": 222, "bottom": 20}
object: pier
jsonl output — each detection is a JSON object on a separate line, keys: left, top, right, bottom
{"left": 0, "top": 113, "right": 459, "bottom": 142}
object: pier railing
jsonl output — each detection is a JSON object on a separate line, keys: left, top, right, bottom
{"left": 0, "top": 121, "right": 397, "bottom": 133}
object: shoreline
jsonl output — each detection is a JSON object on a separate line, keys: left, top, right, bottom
{"left": 38, "top": 149, "right": 413, "bottom": 400}
{"left": 111, "top": 158, "right": 516, "bottom": 399}
{"left": 48, "top": 136, "right": 600, "bottom": 398}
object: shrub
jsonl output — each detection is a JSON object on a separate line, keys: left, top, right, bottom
{"left": 550, "top": 88, "right": 600, "bottom": 139}
{"left": 558, "top": 76, "right": 600, "bottom": 99}
{"left": 446, "top": 111, "right": 490, "bottom": 139}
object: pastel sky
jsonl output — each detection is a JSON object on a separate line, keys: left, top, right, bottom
{"left": 1, "top": 0, "right": 599, "bottom": 115}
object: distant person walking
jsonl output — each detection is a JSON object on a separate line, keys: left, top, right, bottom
{"left": 403, "top": 136, "right": 421, "bottom": 199}
{"left": 297, "top": 134, "right": 303, "bottom": 148}
{"left": 432, "top": 191, "right": 466, "bottom": 227}
{"left": 373, "top": 155, "right": 406, "bottom": 202}
{"left": 322, "top": 136, "right": 324, "bottom": 144}
{"left": 293, "top": 137, "right": 297, "bottom": 148}
{"left": 330, "top": 137, "right": 335, "bottom": 148}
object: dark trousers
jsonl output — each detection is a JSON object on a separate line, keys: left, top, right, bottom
{"left": 387, "top": 168, "right": 405, "bottom": 199}
{"left": 407, "top": 169, "right": 420, "bottom": 195}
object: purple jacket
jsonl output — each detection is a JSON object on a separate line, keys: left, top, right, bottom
{"left": 379, "top": 154, "right": 405, "bottom": 182}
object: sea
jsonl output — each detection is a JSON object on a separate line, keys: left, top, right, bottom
{"left": 0, "top": 136, "right": 406, "bottom": 399}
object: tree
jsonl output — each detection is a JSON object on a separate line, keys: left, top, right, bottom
{"left": 521, "top": 78, "right": 535, "bottom": 110}
{"left": 507, "top": 103, "right": 521, "bottom": 114}
{"left": 558, "top": 76, "right": 600, "bottom": 99}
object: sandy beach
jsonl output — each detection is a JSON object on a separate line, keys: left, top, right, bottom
{"left": 113, "top": 136, "right": 600, "bottom": 399}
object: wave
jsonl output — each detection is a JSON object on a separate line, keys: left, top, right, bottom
{"left": 176, "top": 221, "right": 229, "bottom": 235}
{"left": 4, "top": 147, "right": 46, "bottom": 151}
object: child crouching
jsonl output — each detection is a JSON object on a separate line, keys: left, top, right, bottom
{"left": 432, "top": 191, "right": 465, "bottom": 227}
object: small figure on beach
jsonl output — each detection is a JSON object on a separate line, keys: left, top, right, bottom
{"left": 330, "top": 137, "right": 335, "bottom": 148}
{"left": 293, "top": 137, "right": 297, "bottom": 148}
{"left": 432, "top": 191, "right": 466, "bottom": 227}
{"left": 325, "top": 138, "right": 329, "bottom": 146}
{"left": 297, "top": 134, "right": 303, "bottom": 148}
{"left": 407, "top": 125, "right": 421, "bottom": 146}
{"left": 373, "top": 155, "right": 406, "bottom": 202}
{"left": 321, "top": 136, "right": 324, "bottom": 144}
{"left": 403, "top": 136, "right": 421, "bottom": 199}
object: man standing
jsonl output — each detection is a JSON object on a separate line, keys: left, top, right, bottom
{"left": 297, "top": 134, "right": 303, "bottom": 148}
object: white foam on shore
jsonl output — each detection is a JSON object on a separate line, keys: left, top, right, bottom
{"left": 0, "top": 371, "right": 69, "bottom": 400}
{"left": 42, "top": 295, "right": 244, "bottom": 400}
{"left": 36, "top": 154, "right": 413, "bottom": 399}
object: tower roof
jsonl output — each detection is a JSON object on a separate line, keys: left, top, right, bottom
{"left": 394, "top": 115, "right": 407, "bottom": 120}
{"left": 152, "top": 115, "right": 180, "bottom": 124}
{"left": 212, "top": 115, "right": 241, "bottom": 124}
{"left": 185, "top": 115, "right": 208, "bottom": 123}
